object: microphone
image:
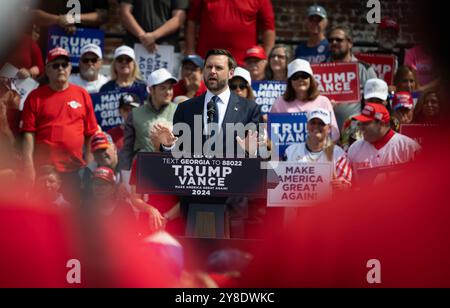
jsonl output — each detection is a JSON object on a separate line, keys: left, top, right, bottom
{"left": 207, "top": 100, "right": 217, "bottom": 123}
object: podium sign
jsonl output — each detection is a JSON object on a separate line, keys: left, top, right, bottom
{"left": 136, "top": 153, "right": 266, "bottom": 198}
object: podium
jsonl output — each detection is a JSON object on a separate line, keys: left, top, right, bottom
{"left": 185, "top": 203, "right": 229, "bottom": 238}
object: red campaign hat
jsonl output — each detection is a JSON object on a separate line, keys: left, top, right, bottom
{"left": 392, "top": 92, "right": 414, "bottom": 110}
{"left": 91, "top": 132, "right": 114, "bottom": 152}
{"left": 92, "top": 167, "right": 116, "bottom": 184}
{"left": 244, "top": 46, "right": 267, "bottom": 61}
{"left": 46, "top": 47, "right": 70, "bottom": 64}
{"left": 353, "top": 103, "right": 390, "bottom": 124}
{"left": 379, "top": 17, "right": 400, "bottom": 32}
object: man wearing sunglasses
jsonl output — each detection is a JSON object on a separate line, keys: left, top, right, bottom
{"left": 326, "top": 26, "right": 377, "bottom": 131}
{"left": 69, "top": 44, "right": 109, "bottom": 93}
{"left": 21, "top": 47, "right": 99, "bottom": 204}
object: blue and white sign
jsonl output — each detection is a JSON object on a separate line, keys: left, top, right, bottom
{"left": 47, "top": 26, "right": 104, "bottom": 67}
{"left": 251, "top": 80, "right": 287, "bottom": 114}
{"left": 268, "top": 112, "right": 308, "bottom": 158}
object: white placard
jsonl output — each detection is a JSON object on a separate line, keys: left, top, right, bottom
{"left": 267, "top": 161, "right": 333, "bottom": 207}
{"left": 134, "top": 44, "right": 175, "bottom": 82}
{"left": 0, "top": 63, "right": 39, "bottom": 110}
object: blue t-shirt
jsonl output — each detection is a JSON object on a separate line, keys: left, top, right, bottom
{"left": 100, "top": 79, "right": 149, "bottom": 103}
{"left": 295, "top": 39, "right": 330, "bottom": 64}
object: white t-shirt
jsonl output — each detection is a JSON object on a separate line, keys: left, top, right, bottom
{"left": 285, "top": 142, "right": 352, "bottom": 182}
{"left": 69, "top": 74, "right": 109, "bottom": 93}
{"left": 348, "top": 132, "right": 421, "bottom": 170}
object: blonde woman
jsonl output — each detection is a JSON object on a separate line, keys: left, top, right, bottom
{"left": 100, "top": 45, "right": 148, "bottom": 102}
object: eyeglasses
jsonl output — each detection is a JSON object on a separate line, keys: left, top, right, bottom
{"left": 50, "top": 62, "right": 69, "bottom": 70}
{"left": 329, "top": 37, "right": 346, "bottom": 43}
{"left": 270, "top": 54, "right": 286, "bottom": 60}
{"left": 81, "top": 57, "right": 98, "bottom": 64}
{"left": 229, "top": 83, "right": 247, "bottom": 90}
{"left": 290, "top": 72, "right": 310, "bottom": 81}
{"left": 116, "top": 56, "right": 133, "bottom": 64}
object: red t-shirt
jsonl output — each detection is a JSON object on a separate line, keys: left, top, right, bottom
{"left": 188, "top": 0, "right": 275, "bottom": 65}
{"left": 21, "top": 84, "right": 98, "bottom": 172}
{"left": 106, "top": 125, "right": 124, "bottom": 151}
{"left": 172, "top": 80, "right": 207, "bottom": 99}
{"left": 2, "top": 35, "right": 44, "bottom": 77}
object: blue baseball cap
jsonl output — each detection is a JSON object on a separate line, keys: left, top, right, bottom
{"left": 182, "top": 54, "right": 204, "bottom": 69}
{"left": 307, "top": 5, "right": 327, "bottom": 19}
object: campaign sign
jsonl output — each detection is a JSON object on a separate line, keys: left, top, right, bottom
{"left": 252, "top": 80, "right": 287, "bottom": 114}
{"left": 91, "top": 90, "right": 123, "bottom": 131}
{"left": 311, "top": 62, "right": 360, "bottom": 103}
{"left": 136, "top": 153, "right": 266, "bottom": 198}
{"left": 400, "top": 124, "right": 437, "bottom": 147}
{"left": 47, "top": 26, "right": 104, "bottom": 67}
{"left": 267, "top": 161, "right": 332, "bottom": 207}
{"left": 267, "top": 112, "right": 308, "bottom": 158}
{"left": 134, "top": 44, "right": 175, "bottom": 82}
{"left": 355, "top": 53, "right": 396, "bottom": 85}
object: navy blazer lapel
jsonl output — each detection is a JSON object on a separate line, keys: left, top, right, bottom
{"left": 221, "top": 92, "right": 240, "bottom": 131}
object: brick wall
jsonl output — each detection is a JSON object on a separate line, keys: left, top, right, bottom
{"left": 272, "top": 0, "right": 415, "bottom": 45}
{"left": 102, "top": 0, "right": 416, "bottom": 62}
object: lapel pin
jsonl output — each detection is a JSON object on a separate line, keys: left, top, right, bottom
{"left": 234, "top": 107, "right": 238, "bottom": 111}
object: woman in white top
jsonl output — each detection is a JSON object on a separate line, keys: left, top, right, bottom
{"left": 285, "top": 107, "right": 352, "bottom": 191}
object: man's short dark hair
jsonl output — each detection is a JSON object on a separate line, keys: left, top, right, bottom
{"left": 204, "top": 49, "right": 237, "bottom": 70}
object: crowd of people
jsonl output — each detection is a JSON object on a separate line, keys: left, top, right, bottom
{"left": 0, "top": 0, "right": 443, "bottom": 287}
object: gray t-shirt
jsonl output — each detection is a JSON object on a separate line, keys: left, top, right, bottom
{"left": 120, "top": 0, "right": 189, "bottom": 51}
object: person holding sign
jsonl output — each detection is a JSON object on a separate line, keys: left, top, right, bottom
{"left": 229, "top": 67, "right": 255, "bottom": 100}
{"left": 119, "top": 0, "right": 188, "bottom": 53}
{"left": 285, "top": 108, "right": 352, "bottom": 191}
{"left": 270, "top": 59, "right": 339, "bottom": 141}
{"left": 100, "top": 46, "right": 148, "bottom": 103}
{"left": 326, "top": 26, "right": 377, "bottom": 130}
{"left": 348, "top": 103, "right": 421, "bottom": 171}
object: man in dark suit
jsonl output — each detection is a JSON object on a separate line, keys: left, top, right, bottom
{"left": 154, "top": 49, "right": 262, "bottom": 238}
{"left": 157, "top": 49, "right": 261, "bottom": 157}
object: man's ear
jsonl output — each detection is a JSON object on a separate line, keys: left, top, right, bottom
{"left": 229, "top": 69, "right": 235, "bottom": 80}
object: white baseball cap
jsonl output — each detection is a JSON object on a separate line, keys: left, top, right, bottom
{"left": 307, "top": 107, "right": 331, "bottom": 125}
{"left": 364, "top": 78, "right": 388, "bottom": 101}
{"left": 114, "top": 45, "right": 135, "bottom": 61}
{"left": 287, "top": 59, "right": 313, "bottom": 79}
{"left": 232, "top": 67, "right": 252, "bottom": 85}
{"left": 80, "top": 43, "right": 102, "bottom": 59}
{"left": 147, "top": 68, "right": 178, "bottom": 87}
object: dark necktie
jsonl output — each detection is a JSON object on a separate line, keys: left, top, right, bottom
{"left": 206, "top": 95, "right": 219, "bottom": 151}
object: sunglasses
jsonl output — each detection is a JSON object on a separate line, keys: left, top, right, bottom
{"left": 81, "top": 57, "right": 98, "bottom": 64}
{"left": 50, "top": 62, "right": 69, "bottom": 70}
{"left": 329, "top": 37, "right": 345, "bottom": 43}
{"left": 229, "top": 83, "right": 247, "bottom": 90}
{"left": 290, "top": 72, "right": 310, "bottom": 81}
{"left": 116, "top": 56, "right": 133, "bottom": 64}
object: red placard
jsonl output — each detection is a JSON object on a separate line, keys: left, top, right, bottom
{"left": 311, "top": 62, "right": 360, "bottom": 104}
{"left": 399, "top": 124, "right": 438, "bottom": 147}
{"left": 355, "top": 53, "right": 396, "bottom": 85}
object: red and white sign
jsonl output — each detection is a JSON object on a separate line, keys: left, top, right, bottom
{"left": 355, "top": 53, "right": 396, "bottom": 85}
{"left": 311, "top": 62, "right": 360, "bottom": 104}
